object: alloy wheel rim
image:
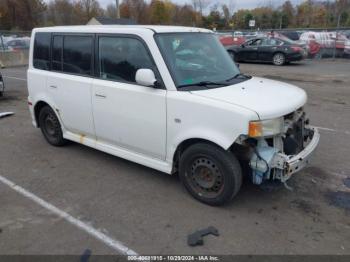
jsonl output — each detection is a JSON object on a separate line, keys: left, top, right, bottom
{"left": 274, "top": 54, "right": 284, "bottom": 65}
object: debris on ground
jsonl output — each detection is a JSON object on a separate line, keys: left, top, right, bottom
{"left": 0, "top": 112, "right": 14, "bottom": 119}
{"left": 187, "top": 226, "right": 219, "bottom": 247}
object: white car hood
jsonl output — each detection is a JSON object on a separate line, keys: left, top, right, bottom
{"left": 190, "top": 77, "right": 307, "bottom": 119}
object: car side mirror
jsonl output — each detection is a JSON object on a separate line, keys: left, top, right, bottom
{"left": 240, "top": 44, "right": 245, "bottom": 48}
{"left": 135, "top": 69, "right": 158, "bottom": 87}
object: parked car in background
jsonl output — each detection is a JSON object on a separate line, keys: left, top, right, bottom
{"left": 233, "top": 31, "right": 243, "bottom": 37}
{"left": 217, "top": 33, "right": 235, "bottom": 46}
{"left": 226, "top": 37, "right": 306, "bottom": 65}
{"left": 230, "top": 31, "right": 246, "bottom": 45}
{"left": 277, "top": 31, "right": 301, "bottom": 41}
{"left": 231, "top": 35, "right": 246, "bottom": 46}
{"left": 299, "top": 31, "right": 347, "bottom": 58}
{"left": 344, "top": 39, "right": 350, "bottom": 57}
{"left": 217, "top": 32, "right": 246, "bottom": 46}
{"left": 341, "top": 30, "right": 350, "bottom": 39}
{"left": 243, "top": 31, "right": 259, "bottom": 39}
{"left": 6, "top": 38, "right": 30, "bottom": 51}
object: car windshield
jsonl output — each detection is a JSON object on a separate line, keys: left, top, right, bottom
{"left": 155, "top": 33, "right": 241, "bottom": 89}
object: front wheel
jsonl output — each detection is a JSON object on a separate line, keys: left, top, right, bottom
{"left": 179, "top": 143, "right": 242, "bottom": 206}
{"left": 272, "top": 53, "right": 286, "bottom": 66}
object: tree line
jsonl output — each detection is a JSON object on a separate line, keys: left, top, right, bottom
{"left": 0, "top": 0, "right": 350, "bottom": 31}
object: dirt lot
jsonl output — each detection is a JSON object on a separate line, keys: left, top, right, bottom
{"left": 0, "top": 59, "right": 349, "bottom": 256}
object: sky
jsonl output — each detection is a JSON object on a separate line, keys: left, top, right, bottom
{"left": 97, "top": 0, "right": 306, "bottom": 10}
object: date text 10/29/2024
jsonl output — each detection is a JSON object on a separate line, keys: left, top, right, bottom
{"left": 127, "top": 256, "right": 220, "bottom": 261}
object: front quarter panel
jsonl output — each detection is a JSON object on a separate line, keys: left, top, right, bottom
{"left": 166, "top": 91, "right": 258, "bottom": 163}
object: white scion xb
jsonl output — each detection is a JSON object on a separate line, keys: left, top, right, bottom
{"left": 27, "top": 25, "right": 320, "bottom": 205}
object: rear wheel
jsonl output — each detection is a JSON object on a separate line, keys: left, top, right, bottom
{"left": 179, "top": 143, "right": 242, "bottom": 206}
{"left": 272, "top": 53, "right": 286, "bottom": 66}
{"left": 39, "top": 106, "right": 67, "bottom": 146}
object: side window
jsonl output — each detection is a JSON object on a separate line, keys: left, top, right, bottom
{"left": 52, "top": 35, "right": 63, "bottom": 71}
{"left": 246, "top": 40, "right": 254, "bottom": 46}
{"left": 268, "top": 39, "right": 282, "bottom": 46}
{"left": 33, "top": 32, "right": 51, "bottom": 70}
{"left": 98, "top": 36, "right": 154, "bottom": 83}
{"left": 249, "top": 39, "right": 262, "bottom": 46}
{"left": 63, "top": 35, "right": 93, "bottom": 76}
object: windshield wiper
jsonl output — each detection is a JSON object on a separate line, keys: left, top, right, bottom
{"left": 226, "top": 73, "right": 252, "bottom": 81}
{"left": 233, "top": 73, "right": 252, "bottom": 79}
{"left": 178, "top": 75, "right": 251, "bottom": 89}
{"left": 178, "top": 81, "right": 228, "bottom": 89}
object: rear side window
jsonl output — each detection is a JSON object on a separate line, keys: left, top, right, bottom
{"left": 98, "top": 36, "right": 154, "bottom": 83}
{"left": 63, "top": 36, "right": 93, "bottom": 76}
{"left": 33, "top": 32, "right": 51, "bottom": 70}
{"left": 52, "top": 35, "right": 63, "bottom": 71}
{"left": 262, "top": 38, "right": 283, "bottom": 46}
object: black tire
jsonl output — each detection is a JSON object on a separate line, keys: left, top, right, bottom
{"left": 272, "top": 52, "right": 286, "bottom": 66}
{"left": 38, "top": 106, "right": 67, "bottom": 146}
{"left": 179, "top": 143, "right": 242, "bottom": 206}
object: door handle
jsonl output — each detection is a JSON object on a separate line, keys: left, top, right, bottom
{"left": 95, "top": 94, "right": 107, "bottom": 98}
{"left": 50, "top": 85, "right": 57, "bottom": 89}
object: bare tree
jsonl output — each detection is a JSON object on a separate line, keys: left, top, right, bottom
{"left": 222, "top": 0, "right": 236, "bottom": 27}
{"left": 191, "top": 0, "right": 210, "bottom": 17}
{"left": 78, "top": 0, "right": 103, "bottom": 21}
{"left": 105, "top": 3, "right": 117, "bottom": 18}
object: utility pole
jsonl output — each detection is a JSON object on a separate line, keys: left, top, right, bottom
{"left": 116, "top": 0, "right": 120, "bottom": 19}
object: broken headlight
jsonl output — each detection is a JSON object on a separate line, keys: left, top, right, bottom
{"left": 248, "top": 117, "right": 284, "bottom": 138}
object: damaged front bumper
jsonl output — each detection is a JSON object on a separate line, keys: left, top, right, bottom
{"left": 273, "top": 127, "right": 320, "bottom": 182}
{"left": 249, "top": 127, "right": 320, "bottom": 185}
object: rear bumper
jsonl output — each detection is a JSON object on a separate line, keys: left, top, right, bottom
{"left": 287, "top": 53, "right": 304, "bottom": 62}
{"left": 28, "top": 96, "right": 37, "bottom": 127}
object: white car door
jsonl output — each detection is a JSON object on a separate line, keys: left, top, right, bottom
{"left": 47, "top": 34, "right": 95, "bottom": 138}
{"left": 92, "top": 35, "right": 167, "bottom": 160}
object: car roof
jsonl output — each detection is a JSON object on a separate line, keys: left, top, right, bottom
{"left": 33, "top": 25, "right": 212, "bottom": 34}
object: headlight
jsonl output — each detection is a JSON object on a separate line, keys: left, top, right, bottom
{"left": 248, "top": 117, "right": 284, "bottom": 137}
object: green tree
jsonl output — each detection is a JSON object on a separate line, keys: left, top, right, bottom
{"left": 244, "top": 12, "right": 253, "bottom": 29}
